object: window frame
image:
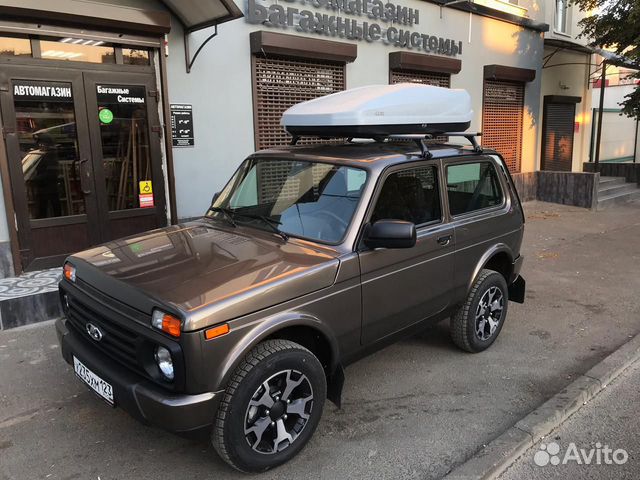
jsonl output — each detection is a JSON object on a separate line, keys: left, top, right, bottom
{"left": 444, "top": 159, "right": 507, "bottom": 218}
{"left": 365, "top": 160, "right": 445, "bottom": 231}
{"left": 554, "top": 0, "right": 569, "bottom": 34}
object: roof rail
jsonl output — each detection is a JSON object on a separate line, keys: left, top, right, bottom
{"left": 289, "top": 132, "right": 483, "bottom": 158}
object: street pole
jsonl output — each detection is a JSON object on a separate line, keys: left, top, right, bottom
{"left": 594, "top": 60, "right": 606, "bottom": 171}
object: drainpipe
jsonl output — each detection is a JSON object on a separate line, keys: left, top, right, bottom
{"left": 594, "top": 59, "right": 607, "bottom": 172}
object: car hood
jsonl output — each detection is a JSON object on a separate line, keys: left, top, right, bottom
{"left": 69, "top": 220, "right": 340, "bottom": 330}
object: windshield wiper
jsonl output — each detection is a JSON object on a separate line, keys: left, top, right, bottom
{"left": 207, "top": 206, "right": 237, "bottom": 227}
{"left": 233, "top": 213, "right": 289, "bottom": 241}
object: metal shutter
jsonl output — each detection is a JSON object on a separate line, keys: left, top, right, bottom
{"left": 482, "top": 80, "right": 524, "bottom": 173}
{"left": 390, "top": 70, "right": 451, "bottom": 88}
{"left": 541, "top": 102, "right": 575, "bottom": 171}
{"left": 253, "top": 56, "right": 345, "bottom": 150}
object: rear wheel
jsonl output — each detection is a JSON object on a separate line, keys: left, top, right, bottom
{"left": 212, "top": 339, "right": 326, "bottom": 472}
{"left": 450, "top": 269, "right": 508, "bottom": 353}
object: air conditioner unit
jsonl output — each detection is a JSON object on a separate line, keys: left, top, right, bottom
{"left": 281, "top": 83, "right": 473, "bottom": 138}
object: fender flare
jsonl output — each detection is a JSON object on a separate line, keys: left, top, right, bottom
{"left": 215, "top": 311, "right": 341, "bottom": 392}
{"left": 466, "top": 243, "right": 514, "bottom": 293}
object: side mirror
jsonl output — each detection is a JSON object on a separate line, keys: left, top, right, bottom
{"left": 211, "top": 192, "right": 220, "bottom": 205}
{"left": 364, "top": 220, "right": 416, "bottom": 249}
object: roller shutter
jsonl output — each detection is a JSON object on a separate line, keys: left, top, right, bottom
{"left": 541, "top": 102, "right": 575, "bottom": 171}
{"left": 482, "top": 79, "right": 524, "bottom": 173}
{"left": 390, "top": 70, "right": 450, "bottom": 88}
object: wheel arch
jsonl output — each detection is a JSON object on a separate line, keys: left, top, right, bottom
{"left": 468, "top": 244, "right": 514, "bottom": 292}
{"left": 216, "top": 312, "right": 343, "bottom": 405}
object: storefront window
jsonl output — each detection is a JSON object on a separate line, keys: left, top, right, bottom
{"left": 95, "top": 84, "right": 152, "bottom": 211}
{"left": 123, "top": 48, "right": 150, "bottom": 65}
{"left": 40, "top": 40, "right": 115, "bottom": 63}
{"left": 0, "top": 36, "right": 31, "bottom": 57}
{"left": 12, "top": 80, "right": 86, "bottom": 219}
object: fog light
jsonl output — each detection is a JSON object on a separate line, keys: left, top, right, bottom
{"left": 63, "top": 262, "right": 76, "bottom": 282}
{"left": 154, "top": 345, "right": 174, "bottom": 381}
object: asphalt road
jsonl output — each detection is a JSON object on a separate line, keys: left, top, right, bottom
{"left": 2, "top": 200, "right": 640, "bottom": 480}
{"left": 499, "top": 359, "right": 640, "bottom": 480}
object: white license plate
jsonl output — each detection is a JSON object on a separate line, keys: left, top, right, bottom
{"left": 73, "top": 356, "right": 114, "bottom": 406}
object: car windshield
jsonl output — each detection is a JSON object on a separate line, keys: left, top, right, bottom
{"left": 208, "top": 157, "right": 368, "bottom": 244}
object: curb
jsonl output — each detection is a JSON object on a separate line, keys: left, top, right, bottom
{"left": 444, "top": 333, "right": 640, "bottom": 480}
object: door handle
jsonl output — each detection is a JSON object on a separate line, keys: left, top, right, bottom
{"left": 78, "top": 158, "right": 91, "bottom": 195}
{"left": 437, "top": 235, "right": 452, "bottom": 246}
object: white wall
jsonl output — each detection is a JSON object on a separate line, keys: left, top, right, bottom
{"left": 157, "top": 2, "right": 544, "bottom": 219}
{"left": 592, "top": 85, "right": 640, "bottom": 162}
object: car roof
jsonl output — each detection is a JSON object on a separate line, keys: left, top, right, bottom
{"left": 251, "top": 141, "right": 494, "bottom": 171}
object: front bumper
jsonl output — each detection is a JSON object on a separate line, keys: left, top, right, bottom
{"left": 56, "top": 317, "right": 222, "bottom": 438}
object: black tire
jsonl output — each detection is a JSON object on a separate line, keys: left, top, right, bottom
{"left": 450, "top": 269, "right": 509, "bottom": 353}
{"left": 212, "top": 339, "right": 326, "bottom": 472}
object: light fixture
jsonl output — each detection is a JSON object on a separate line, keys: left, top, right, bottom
{"left": 63, "top": 262, "right": 76, "bottom": 282}
{"left": 154, "top": 345, "right": 174, "bottom": 381}
{"left": 151, "top": 309, "right": 182, "bottom": 338}
{"left": 57, "top": 37, "right": 107, "bottom": 47}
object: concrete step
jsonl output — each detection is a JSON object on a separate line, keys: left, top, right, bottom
{"left": 598, "top": 182, "right": 640, "bottom": 196}
{"left": 597, "top": 187, "right": 640, "bottom": 210}
{"left": 598, "top": 176, "right": 627, "bottom": 187}
{"left": 0, "top": 268, "right": 62, "bottom": 330}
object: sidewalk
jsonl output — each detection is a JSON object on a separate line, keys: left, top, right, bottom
{"left": 499, "top": 358, "right": 640, "bottom": 479}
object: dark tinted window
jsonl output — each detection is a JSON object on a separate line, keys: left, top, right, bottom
{"left": 372, "top": 166, "right": 441, "bottom": 225}
{"left": 446, "top": 161, "right": 503, "bottom": 216}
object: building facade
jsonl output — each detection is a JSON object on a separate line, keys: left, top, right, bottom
{"left": 0, "top": 0, "right": 553, "bottom": 277}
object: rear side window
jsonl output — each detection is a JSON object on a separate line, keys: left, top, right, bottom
{"left": 446, "top": 161, "right": 503, "bottom": 216}
{"left": 372, "top": 165, "right": 441, "bottom": 226}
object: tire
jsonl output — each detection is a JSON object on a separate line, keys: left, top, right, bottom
{"left": 212, "top": 339, "right": 326, "bottom": 472}
{"left": 450, "top": 269, "right": 509, "bottom": 353}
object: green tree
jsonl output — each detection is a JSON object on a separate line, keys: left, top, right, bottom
{"left": 572, "top": 0, "right": 640, "bottom": 118}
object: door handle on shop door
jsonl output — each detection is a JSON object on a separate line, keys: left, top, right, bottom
{"left": 78, "top": 158, "right": 91, "bottom": 195}
{"left": 437, "top": 235, "right": 452, "bottom": 246}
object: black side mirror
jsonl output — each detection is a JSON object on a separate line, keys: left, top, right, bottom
{"left": 211, "top": 192, "right": 220, "bottom": 205}
{"left": 364, "top": 220, "right": 416, "bottom": 249}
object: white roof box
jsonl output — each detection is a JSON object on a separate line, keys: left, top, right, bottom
{"left": 281, "top": 83, "right": 472, "bottom": 138}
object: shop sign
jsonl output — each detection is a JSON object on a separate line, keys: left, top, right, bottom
{"left": 247, "top": 0, "right": 462, "bottom": 57}
{"left": 170, "top": 103, "right": 195, "bottom": 147}
{"left": 12, "top": 81, "right": 73, "bottom": 102}
{"left": 96, "top": 85, "right": 146, "bottom": 104}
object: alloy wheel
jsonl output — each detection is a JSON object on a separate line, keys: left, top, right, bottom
{"left": 475, "top": 286, "right": 504, "bottom": 341}
{"left": 244, "top": 369, "right": 314, "bottom": 454}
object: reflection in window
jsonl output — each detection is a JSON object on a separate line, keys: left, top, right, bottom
{"left": 123, "top": 48, "right": 150, "bottom": 65}
{"left": 96, "top": 85, "right": 152, "bottom": 211}
{"left": 446, "top": 162, "right": 504, "bottom": 216}
{"left": 0, "top": 36, "right": 31, "bottom": 57}
{"left": 13, "top": 81, "right": 86, "bottom": 219}
{"left": 40, "top": 40, "right": 115, "bottom": 63}
{"left": 555, "top": 0, "right": 568, "bottom": 33}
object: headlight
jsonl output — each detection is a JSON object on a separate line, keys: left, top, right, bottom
{"left": 151, "top": 309, "right": 181, "bottom": 338}
{"left": 154, "top": 345, "right": 174, "bottom": 381}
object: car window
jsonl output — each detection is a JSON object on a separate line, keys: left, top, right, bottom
{"left": 211, "top": 158, "right": 368, "bottom": 244}
{"left": 371, "top": 165, "right": 441, "bottom": 225}
{"left": 446, "top": 161, "right": 503, "bottom": 216}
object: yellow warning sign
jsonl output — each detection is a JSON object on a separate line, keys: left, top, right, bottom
{"left": 139, "top": 180, "right": 153, "bottom": 194}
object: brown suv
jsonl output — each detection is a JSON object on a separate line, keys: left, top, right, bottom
{"left": 56, "top": 139, "right": 525, "bottom": 472}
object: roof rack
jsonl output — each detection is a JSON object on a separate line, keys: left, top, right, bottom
{"left": 289, "top": 132, "right": 483, "bottom": 159}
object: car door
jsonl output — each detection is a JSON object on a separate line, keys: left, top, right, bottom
{"left": 358, "top": 161, "right": 454, "bottom": 345}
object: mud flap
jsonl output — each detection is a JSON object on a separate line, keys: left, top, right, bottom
{"left": 327, "top": 364, "right": 345, "bottom": 408}
{"left": 508, "top": 275, "right": 526, "bottom": 304}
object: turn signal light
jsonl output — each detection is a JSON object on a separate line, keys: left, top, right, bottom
{"left": 63, "top": 262, "right": 76, "bottom": 282}
{"left": 151, "top": 309, "right": 182, "bottom": 338}
{"left": 205, "top": 323, "right": 230, "bottom": 340}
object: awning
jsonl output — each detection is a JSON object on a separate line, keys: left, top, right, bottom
{"left": 159, "top": 0, "right": 243, "bottom": 33}
{"left": 594, "top": 47, "right": 640, "bottom": 70}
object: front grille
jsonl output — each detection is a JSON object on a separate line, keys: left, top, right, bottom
{"left": 65, "top": 293, "right": 145, "bottom": 376}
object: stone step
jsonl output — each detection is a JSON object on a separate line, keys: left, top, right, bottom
{"left": 597, "top": 187, "right": 640, "bottom": 210}
{"left": 598, "top": 182, "right": 640, "bottom": 196}
{"left": 0, "top": 268, "right": 62, "bottom": 330}
{"left": 598, "top": 176, "right": 627, "bottom": 187}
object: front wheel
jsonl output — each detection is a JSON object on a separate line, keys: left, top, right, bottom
{"left": 450, "top": 269, "right": 509, "bottom": 353}
{"left": 212, "top": 339, "right": 326, "bottom": 472}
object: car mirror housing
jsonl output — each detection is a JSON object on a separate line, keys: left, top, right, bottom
{"left": 364, "top": 220, "right": 416, "bottom": 249}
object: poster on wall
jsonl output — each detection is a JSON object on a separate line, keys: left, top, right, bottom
{"left": 170, "top": 103, "right": 194, "bottom": 147}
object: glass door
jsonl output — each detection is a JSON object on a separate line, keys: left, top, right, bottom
{"left": 0, "top": 66, "right": 101, "bottom": 270}
{"left": 83, "top": 72, "right": 167, "bottom": 242}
